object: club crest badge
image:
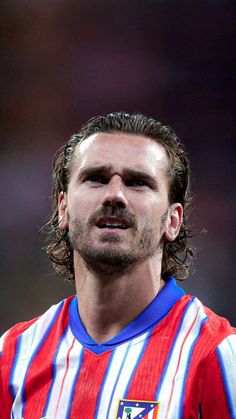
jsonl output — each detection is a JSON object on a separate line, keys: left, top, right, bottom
{"left": 115, "top": 398, "right": 160, "bottom": 418}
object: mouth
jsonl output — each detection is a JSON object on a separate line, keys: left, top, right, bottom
{"left": 96, "top": 217, "right": 130, "bottom": 230}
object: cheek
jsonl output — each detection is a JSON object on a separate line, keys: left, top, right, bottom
{"left": 136, "top": 199, "right": 168, "bottom": 224}
{"left": 134, "top": 201, "right": 155, "bottom": 223}
{"left": 68, "top": 190, "right": 99, "bottom": 217}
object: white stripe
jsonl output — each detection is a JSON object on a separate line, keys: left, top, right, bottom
{"left": 108, "top": 332, "right": 150, "bottom": 419}
{"left": 157, "top": 299, "right": 206, "bottom": 419}
{"left": 0, "top": 330, "right": 9, "bottom": 353}
{"left": 95, "top": 340, "right": 130, "bottom": 418}
{"left": 45, "top": 328, "right": 83, "bottom": 418}
{"left": 11, "top": 301, "right": 63, "bottom": 418}
{"left": 217, "top": 334, "right": 236, "bottom": 417}
{"left": 96, "top": 331, "right": 149, "bottom": 419}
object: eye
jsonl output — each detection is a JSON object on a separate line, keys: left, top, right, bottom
{"left": 125, "top": 178, "right": 148, "bottom": 187}
{"left": 85, "top": 174, "right": 108, "bottom": 184}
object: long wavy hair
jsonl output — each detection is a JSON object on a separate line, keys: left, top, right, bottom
{"left": 44, "top": 112, "right": 196, "bottom": 281}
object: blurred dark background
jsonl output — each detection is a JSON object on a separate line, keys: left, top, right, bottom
{"left": 1, "top": 0, "right": 235, "bottom": 334}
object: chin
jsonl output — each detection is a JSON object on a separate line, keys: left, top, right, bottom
{"left": 79, "top": 245, "right": 138, "bottom": 270}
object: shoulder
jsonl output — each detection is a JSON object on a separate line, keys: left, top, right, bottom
{"left": 201, "top": 303, "right": 236, "bottom": 373}
{"left": 203, "top": 303, "right": 236, "bottom": 341}
{"left": 0, "top": 296, "right": 75, "bottom": 362}
{"left": 186, "top": 299, "right": 236, "bottom": 414}
{"left": 183, "top": 294, "right": 236, "bottom": 346}
{"left": 177, "top": 294, "right": 236, "bottom": 385}
{"left": 169, "top": 293, "right": 236, "bottom": 366}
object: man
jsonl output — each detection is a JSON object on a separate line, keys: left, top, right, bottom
{"left": 0, "top": 112, "right": 235, "bottom": 418}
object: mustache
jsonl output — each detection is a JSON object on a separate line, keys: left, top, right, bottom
{"left": 88, "top": 206, "right": 137, "bottom": 229}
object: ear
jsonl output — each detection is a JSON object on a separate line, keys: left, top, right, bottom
{"left": 58, "top": 191, "right": 68, "bottom": 230}
{"left": 164, "top": 203, "right": 183, "bottom": 242}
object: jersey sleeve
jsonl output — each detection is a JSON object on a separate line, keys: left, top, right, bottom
{"left": 200, "top": 334, "right": 236, "bottom": 418}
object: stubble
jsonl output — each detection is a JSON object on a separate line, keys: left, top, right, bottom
{"left": 68, "top": 207, "right": 168, "bottom": 275}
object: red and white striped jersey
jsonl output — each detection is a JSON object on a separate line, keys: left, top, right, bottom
{"left": 0, "top": 277, "right": 236, "bottom": 418}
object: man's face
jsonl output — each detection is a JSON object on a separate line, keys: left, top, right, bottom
{"left": 58, "top": 132, "right": 181, "bottom": 275}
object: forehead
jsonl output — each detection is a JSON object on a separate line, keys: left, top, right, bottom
{"left": 71, "top": 132, "right": 169, "bottom": 176}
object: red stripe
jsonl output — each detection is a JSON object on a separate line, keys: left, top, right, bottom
{"left": 69, "top": 349, "right": 112, "bottom": 417}
{"left": 200, "top": 350, "right": 231, "bottom": 417}
{"left": 23, "top": 298, "right": 72, "bottom": 418}
{"left": 127, "top": 296, "right": 190, "bottom": 401}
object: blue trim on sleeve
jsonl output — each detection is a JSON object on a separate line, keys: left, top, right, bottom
{"left": 69, "top": 276, "right": 185, "bottom": 353}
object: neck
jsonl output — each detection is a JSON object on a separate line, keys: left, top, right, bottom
{"left": 74, "top": 252, "right": 165, "bottom": 343}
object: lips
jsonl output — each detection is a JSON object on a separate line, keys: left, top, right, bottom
{"left": 96, "top": 217, "right": 130, "bottom": 230}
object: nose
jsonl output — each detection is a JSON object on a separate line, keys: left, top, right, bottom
{"left": 101, "top": 175, "right": 128, "bottom": 208}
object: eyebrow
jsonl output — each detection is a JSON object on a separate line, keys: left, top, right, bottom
{"left": 123, "top": 168, "right": 158, "bottom": 186}
{"left": 78, "top": 165, "right": 158, "bottom": 186}
{"left": 78, "top": 165, "right": 113, "bottom": 179}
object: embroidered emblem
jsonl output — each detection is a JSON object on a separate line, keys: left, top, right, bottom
{"left": 115, "top": 398, "right": 160, "bottom": 418}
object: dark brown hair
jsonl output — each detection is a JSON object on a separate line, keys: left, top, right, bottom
{"left": 44, "top": 111, "right": 196, "bottom": 281}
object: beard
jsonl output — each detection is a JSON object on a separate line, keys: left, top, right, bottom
{"left": 68, "top": 207, "right": 167, "bottom": 276}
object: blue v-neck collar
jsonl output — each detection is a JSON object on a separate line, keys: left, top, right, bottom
{"left": 69, "top": 276, "right": 185, "bottom": 354}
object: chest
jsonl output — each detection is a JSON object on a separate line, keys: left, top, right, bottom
{"left": 9, "top": 332, "right": 200, "bottom": 419}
